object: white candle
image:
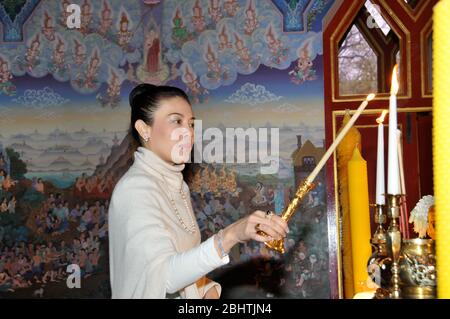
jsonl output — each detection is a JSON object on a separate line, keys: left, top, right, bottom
{"left": 388, "top": 65, "right": 400, "bottom": 195}
{"left": 306, "top": 93, "right": 376, "bottom": 184}
{"left": 376, "top": 111, "right": 388, "bottom": 205}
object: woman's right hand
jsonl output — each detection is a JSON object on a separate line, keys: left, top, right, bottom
{"left": 220, "top": 210, "right": 290, "bottom": 254}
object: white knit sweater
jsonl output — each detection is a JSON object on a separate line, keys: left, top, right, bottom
{"left": 108, "top": 147, "right": 229, "bottom": 299}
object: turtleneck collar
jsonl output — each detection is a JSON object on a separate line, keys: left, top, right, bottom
{"left": 133, "top": 146, "right": 185, "bottom": 191}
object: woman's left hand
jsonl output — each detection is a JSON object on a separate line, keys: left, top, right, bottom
{"left": 204, "top": 286, "right": 220, "bottom": 299}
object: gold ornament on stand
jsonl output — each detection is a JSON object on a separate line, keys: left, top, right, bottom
{"left": 257, "top": 94, "right": 375, "bottom": 254}
{"left": 386, "top": 194, "right": 402, "bottom": 299}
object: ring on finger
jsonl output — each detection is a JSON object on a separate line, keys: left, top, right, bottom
{"left": 265, "top": 210, "right": 274, "bottom": 220}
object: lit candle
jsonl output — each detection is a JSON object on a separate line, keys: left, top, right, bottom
{"left": 434, "top": 0, "right": 450, "bottom": 299}
{"left": 388, "top": 65, "right": 400, "bottom": 195}
{"left": 307, "top": 93, "right": 376, "bottom": 184}
{"left": 376, "top": 111, "right": 388, "bottom": 205}
{"left": 348, "top": 147, "right": 372, "bottom": 294}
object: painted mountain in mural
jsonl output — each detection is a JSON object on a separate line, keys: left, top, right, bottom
{"left": 93, "top": 133, "right": 137, "bottom": 181}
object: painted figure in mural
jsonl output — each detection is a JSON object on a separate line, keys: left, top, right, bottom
{"left": 97, "top": 69, "right": 121, "bottom": 107}
{"left": 0, "top": 56, "right": 16, "bottom": 96}
{"left": 224, "top": 0, "right": 239, "bottom": 17}
{"left": 191, "top": 0, "right": 206, "bottom": 34}
{"left": 172, "top": 8, "right": 190, "bottom": 47}
{"left": 218, "top": 25, "right": 232, "bottom": 51}
{"left": 42, "top": 11, "right": 55, "bottom": 42}
{"left": 205, "top": 44, "right": 222, "bottom": 79}
{"left": 50, "top": 37, "right": 67, "bottom": 74}
{"left": 183, "top": 64, "right": 208, "bottom": 104}
{"left": 145, "top": 30, "right": 160, "bottom": 74}
{"left": 234, "top": 33, "right": 252, "bottom": 68}
{"left": 117, "top": 12, "right": 133, "bottom": 49}
{"left": 217, "top": 166, "right": 227, "bottom": 193}
{"left": 86, "top": 51, "right": 101, "bottom": 88}
{"left": 98, "top": 0, "right": 113, "bottom": 37}
{"left": 73, "top": 39, "right": 86, "bottom": 66}
{"left": 126, "top": 62, "right": 139, "bottom": 84}
{"left": 244, "top": 0, "right": 259, "bottom": 36}
{"left": 289, "top": 41, "right": 317, "bottom": 85}
{"left": 251, "top": 182, "right": 268, "bottom": 207}
{"left": 76, "top": 50, "right": 101, "bottom": 89}
{"left": 80, "top": 0, "right": 93, "bottom": 35}
{"left": 265, "top": 24, "right": 288, "bottom": 65}
{"left": 190, "top": 169, "right": 202, "bottom": 194}
{"left": 24, "top": 34, "right": 41, "bottom": 73}
{"left": 208, "top": 0, "right": 223, "bottom": 25}
{"left": 60, "top": 0, "right": 71, "bottom": 26}
{"left": 227, "top": 169, "right": 238, "bottom": 195}
{"left": 107, "top": 70, "right": 121, "bottom": 106}
{"left": 209, "top": 167, "right": 219, "bottom": 195}
{"left": 108, "top": 83, "right": 288, "bottom": 298}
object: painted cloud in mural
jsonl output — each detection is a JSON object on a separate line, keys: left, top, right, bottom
{"left": 225, "top": 82, "right": 282, "bottom": 105}
{"left": 12, "top": 87, "right": 69, "bottom": 109}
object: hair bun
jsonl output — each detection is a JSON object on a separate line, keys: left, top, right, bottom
{"left": 129, "top": 83, "right": 157, "bottom": 109}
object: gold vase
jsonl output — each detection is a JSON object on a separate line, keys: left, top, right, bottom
{"left": 399, "top": 238, "right": 436, "bottom": 299}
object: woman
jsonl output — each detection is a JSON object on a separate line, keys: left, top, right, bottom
{"left": 109, "top": 84, "right": 288, "bottom": 299}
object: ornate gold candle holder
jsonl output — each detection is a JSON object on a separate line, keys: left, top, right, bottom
{"left": 387, "top": 194, "right": 402, "bottom": 299}
{"left": 257, "top": 180, "right": 315, "bottom": 253}
{"left": 372, "top": 204, "right": 388, "bottom": 254}
{"left": 368, "top": 204, "right": 392, "bottom": 289}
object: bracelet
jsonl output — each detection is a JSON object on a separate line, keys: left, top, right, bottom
{"left": 216, "top": 229, "right": 228, "bottom": 258}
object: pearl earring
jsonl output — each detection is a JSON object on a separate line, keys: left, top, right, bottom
{"left": 144, "top": 136, "right": 149, "bottom": 143}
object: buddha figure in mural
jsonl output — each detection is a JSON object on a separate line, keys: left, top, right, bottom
{"left": 224, "top": 0, "right": 239, "bottom": 17}
{"left": 25, "top": 34, "right": 41, "bottom": 72}
{"left": 183, "top": 64, "right": 208, "bottom": 104}
{"left": 117, "top": 12, "right": 133, "bottom": 48}
{"left": 42, "top": 11, "right": 55, "bottom": 41}
{"left": 50, "top": 37, "right": 67, "bottom": 74}
{"left": 145, "top": 30, "right": 160, "bottom": 74}
{"left": 98, "top": 0, "right": 113, "bottom": 36}
{"left": 191, "top": 0, "right": 206, "bottom": 33}
{"left": 204, "top": 44, "right": 222, "bottom": 79}
{"left": 0, "top": 56, "right": 16, "bottom": 96}
{"left": 73, "top": 39, "right": 86, "bottom": 66}
{"left": 80, "top": 0, "right": 93, "bottom": 35}
{"left": 244, "top": 0, "right": 259, "bottom": 36}
{"left": 208, "top": 0, "right": 223, "bottom": 24}
{"left": 234, "top": 33, "right": 252, "bottom": 68}
{"left": 218, "top": 25, "right": 232, "bottom": 51}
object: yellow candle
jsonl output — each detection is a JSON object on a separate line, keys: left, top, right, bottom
{"left": 433, "top": 0, "right": 450, "bottom": 299}
{"left": 337, "top": 112, "right": 362, "bottom": 298}
{"left": 348, "top": 147, "right": 372, "bottom": 294}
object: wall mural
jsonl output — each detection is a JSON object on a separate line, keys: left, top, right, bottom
{"left": 0, "top": 0, "right": 333, "bottom": 298}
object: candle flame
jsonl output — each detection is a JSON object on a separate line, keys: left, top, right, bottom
{"left": 390, "top": 65, "right": 399, "bottom": 95}
{"left": 376, "top": 110, "right": 388, "bottom": 124}
{"left": 366, "top": 93, "right": 376, "bottom": 101}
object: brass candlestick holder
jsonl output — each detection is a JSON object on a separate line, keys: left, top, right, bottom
{"left": 387, "top": 194, "right": 402, "bottom": 299}
{"left": 369, "top": 204, "right": 392, "bottom": 290}
{"left": 257, "top": 180, "right": 315, "bottom": 253}
{"left": 372, "top": 204, "right": 388, "bottom": 254}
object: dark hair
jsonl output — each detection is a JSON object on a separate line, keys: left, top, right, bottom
{"left": 129, "top": 83, "right": 190, "bottom": 145}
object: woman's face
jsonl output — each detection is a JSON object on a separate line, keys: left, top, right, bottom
{"left": 146, "top": 96, "right": 195, "bottom": 164}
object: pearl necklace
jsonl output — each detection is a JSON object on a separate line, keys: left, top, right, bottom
{"left": 161, "top": 175, "right": 197, "bottom": 234}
